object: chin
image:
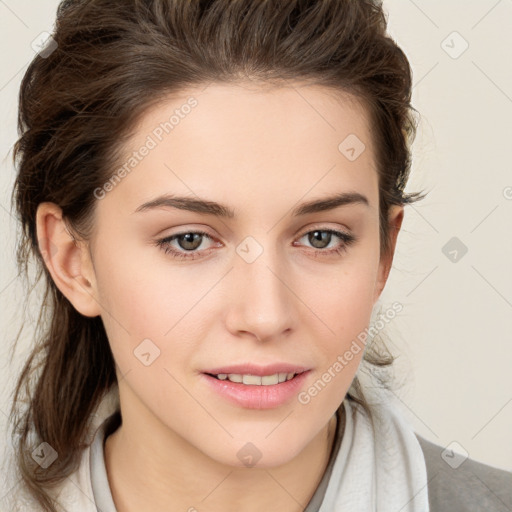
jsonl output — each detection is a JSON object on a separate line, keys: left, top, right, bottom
{"left": 211, "top": 437, "right": 306, "bottom": 470}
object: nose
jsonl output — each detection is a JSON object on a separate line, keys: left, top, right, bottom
{"left": 225, "top": 242, "right": 296, "bottom": 342}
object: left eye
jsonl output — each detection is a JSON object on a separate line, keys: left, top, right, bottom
{"left": 155, "top": 228, "right": 357, "bottom": 260}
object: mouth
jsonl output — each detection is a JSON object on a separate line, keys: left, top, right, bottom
{"left": 200, "top": 369, "right": 311, "bottom": 409}
{"left": 204, "top": 370, "right": 306, "bottom": 385}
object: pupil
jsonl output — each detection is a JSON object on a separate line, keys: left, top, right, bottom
{"left": 310, "top": 231, "right": 330, "bottom": 249}
{"left": 181, "top": 233, "right": 201, "bottom": 250}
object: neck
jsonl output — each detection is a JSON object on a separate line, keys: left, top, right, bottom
{"left": 104, "top": 407, "right": 340, "bottom": 512}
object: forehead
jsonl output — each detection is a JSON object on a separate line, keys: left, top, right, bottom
{"left": 102, "top": 81, "right": 378, "bottom": 220}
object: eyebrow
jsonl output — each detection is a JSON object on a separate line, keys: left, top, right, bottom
{"left": 133, "top": 191, "right": 370, "bottom": 218}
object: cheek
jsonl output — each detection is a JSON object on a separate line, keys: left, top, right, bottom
{"left": 294, "top": 271, "right": 377, "bottom": 413}
{"left": 294, "top": 246, "right": 380, "bottom": 377}
{"left": 91, "top": 238, "right": 163, "bottom": 355}
{"left": 306, "top": 277, "right": 375, "bottom": 379}
{"left": 92, "top": 237, "right": 213, "bottom": 373}
{"left": 301, "top": 252, "right": 379, "bottom": 332}
{"left": 93, "top": 231, "right": 186, "bottom": 328}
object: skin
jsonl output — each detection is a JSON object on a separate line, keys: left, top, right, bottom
{"left": 36, "top": 81, "right": 403, "bottom": 512}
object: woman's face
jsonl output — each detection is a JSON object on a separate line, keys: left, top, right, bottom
{"left": 81, "top": 82, "right": 402, "bottom": 467}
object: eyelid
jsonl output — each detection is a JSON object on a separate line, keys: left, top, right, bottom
{"left": 155, "top": 223, "right": 356, "bottom": 260}
{"left": 296, "top": 222, "right": 351, "bottom": 237}
{"left": 158, "top": 222, "right": 352, "bottom": 244}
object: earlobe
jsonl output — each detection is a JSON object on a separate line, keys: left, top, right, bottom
{"left": 373, "top": 206, "right": 404, "bottom": 303}
{"left": 36, "top": 202, "right": 101, "bottom": 318}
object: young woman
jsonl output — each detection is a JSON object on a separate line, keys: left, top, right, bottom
{"left": 3, "top": 1, "right": 511, "bottom": 511}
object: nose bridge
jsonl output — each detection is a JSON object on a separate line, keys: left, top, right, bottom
{"left": 228, "top": 233, "right": 295, "bottom": 340}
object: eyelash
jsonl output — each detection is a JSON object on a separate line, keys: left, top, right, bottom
{"left": 155, "top": 228, "right": 357, "bottom": 261}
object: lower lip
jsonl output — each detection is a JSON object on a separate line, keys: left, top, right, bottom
{"left": 201, "top": 371, "right": 311, "bottom": 409}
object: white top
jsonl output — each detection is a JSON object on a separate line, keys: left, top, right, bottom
{"left": 2, "top": 389, "right": 429, "bottom": 511}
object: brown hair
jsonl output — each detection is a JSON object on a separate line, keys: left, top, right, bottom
{"left": 7, "top": 0, "right": 426, "bottom": 510}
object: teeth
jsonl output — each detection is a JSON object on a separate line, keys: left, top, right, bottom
{"left": 214, "top": 372, "right": 297, "bottom": 385}
{"left": 243, "top": 374, "right": 264, "bottom": 385}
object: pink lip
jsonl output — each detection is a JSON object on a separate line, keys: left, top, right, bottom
{"left": 202, "top": 363, "right": 311, "bottom": 376}
{"left": 200, "top": 370, "right": 311, "bottom": 409}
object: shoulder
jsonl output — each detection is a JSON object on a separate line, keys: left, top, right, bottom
{"left": 415, "top": 433, "right": 512, "bottom": 512}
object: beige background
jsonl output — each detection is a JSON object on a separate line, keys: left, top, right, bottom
{"left": 0, "top": 0, "right": 511, "bottom": 476}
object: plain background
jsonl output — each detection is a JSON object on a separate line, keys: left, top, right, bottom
{"left": 0, "top": 0, "right": 510, "bottom": 475}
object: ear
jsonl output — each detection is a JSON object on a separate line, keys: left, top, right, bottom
{"left": 36, "top": 202, "right": 101, "bottom": 317}
{"left": 373, "top": 205, "right": 404, "bottom": 303}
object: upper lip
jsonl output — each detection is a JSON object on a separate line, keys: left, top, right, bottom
{"left": 203, "top": 363, "right": 311, "bottom": 376}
